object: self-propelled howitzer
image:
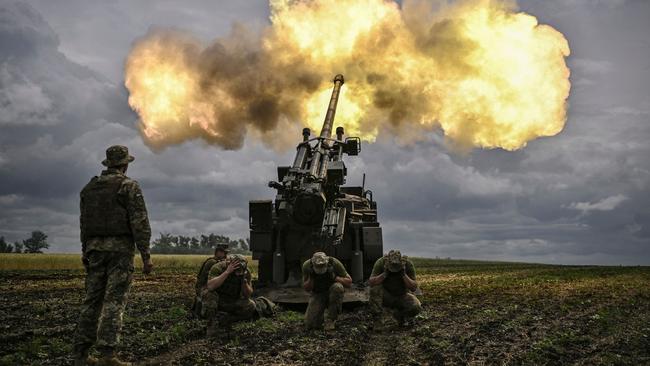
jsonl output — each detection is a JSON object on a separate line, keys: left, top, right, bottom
{"left": 250, "top": 74, "right": 383, "bottom": 303}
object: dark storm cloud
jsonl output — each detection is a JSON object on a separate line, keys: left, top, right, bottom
{"left": 0, "top": 0, "right": 648, "bottom": 264}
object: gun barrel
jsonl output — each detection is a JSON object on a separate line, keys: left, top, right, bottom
{"left": 319, "top": 74, "right": 345, "bottom": 139}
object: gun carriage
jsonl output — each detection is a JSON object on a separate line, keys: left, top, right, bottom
{"left": 250, "top": 74, "right": 383, "bottom": 303}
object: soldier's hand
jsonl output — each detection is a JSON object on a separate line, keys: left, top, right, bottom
{"left": 143, "top": 258, "right": 154, "bottom": 275}
{"left": 225, "top": 261, "right": 241, "bottom": 274}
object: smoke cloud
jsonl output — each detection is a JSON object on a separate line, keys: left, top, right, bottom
{"left": 125, "top": 0, "right": 570, "bottom": 151}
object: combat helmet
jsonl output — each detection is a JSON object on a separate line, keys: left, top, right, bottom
{"left": 229, "top": 254, "right": 248, "bottom": 276}
{"left": 385, "top": 250, "right": 406, "bottom": 272}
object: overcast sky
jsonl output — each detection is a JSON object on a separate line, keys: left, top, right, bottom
{"left": 0, "top": 0, "right": 648, "bottom": 265}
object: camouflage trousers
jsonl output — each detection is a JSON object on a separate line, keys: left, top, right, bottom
{"left": 200, "top": 289, "right": 257, "bottom": 322}
{"left": 73, "top": 251, "right": 134, "bottom": 352}
{"left": 305, "top": 282, "right": 344, "bottom": 329}
{"left": 369, "top": 285, "right": 422, "bottom": 321}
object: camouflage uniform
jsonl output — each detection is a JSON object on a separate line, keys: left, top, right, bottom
{"left": 369, "top": 252, "right": 422, "bottom": 323}
{"left": 202, "top": 257, "right": 257, "bottom": 329}
{"left": 302, "top": 254, "right": 348, "bottom": 329}
{"left": 192, "top": 243, "right": 229, "bottom": 317}
{"left": 73, "top": 146, "right": 151, "bottom": 363}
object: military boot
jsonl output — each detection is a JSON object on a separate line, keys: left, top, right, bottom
{"left": 323, "top": 318, "right": 336, "bottom": 331}
{"left": 206, "top": 317, "right": 219, "bottom": 337}
{"left": 72, "top": 344, "right": 98, "bottom": 366}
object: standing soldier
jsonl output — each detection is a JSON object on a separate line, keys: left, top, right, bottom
{"left": 368, "top": 250, "right": 422, "bottom": 327}
{"left": 192, "top": 243, "right": 229, "bottom": 317}
{"left": 302, "top": 252, "right": 352, "bottom": 331}
{"left": 73, "top": 145, "right": 153, "bottom": 366}
{"left": 202, "top": 254, "right": 257, "bottom": 336}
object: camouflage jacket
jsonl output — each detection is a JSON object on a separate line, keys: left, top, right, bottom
{"left": 208, "top": 261, "right": 253, "bottom": 301}
{"left": 80, "top": 168, "right": 151, "bottom": 259}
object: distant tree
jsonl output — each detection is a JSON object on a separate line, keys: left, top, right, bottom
{"left": 14, "top": 241, "right": 23, "bottom": 253}
{"left": 238, "top": 238, "right": 249, "bottom": 251}
{"left": 0, "top": 236, "right": 14, "bottom": 253}
{"left": 200, "top": 235, "right": 210, "bottom": 249}
{"left": 190, "top": 237, "right": 200, "bottom": 250}
{"left": 22, "top": 231, "right": 49, "bottom": 253}
{"left": 150, "top": 232, "right": 250, "bottom": 254}
{"left": 152, "top": 233, "right": 174, "bottom": 253}
{"left": 177, "top": 235, "right": 190, "bottom": 250}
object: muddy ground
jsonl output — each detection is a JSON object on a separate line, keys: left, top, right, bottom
{"left": 1, "top": 258, "right": 649, "bottom": 365}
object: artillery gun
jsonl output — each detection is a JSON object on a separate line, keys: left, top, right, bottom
{"left": 250, "top": 74, "right": 383, "bottom": 303}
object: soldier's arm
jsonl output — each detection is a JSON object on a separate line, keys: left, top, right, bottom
{"left": 124, "top": 181, "right": 152, "bottom": 263}
{"left": 79, "top": 194, "right": 89, "bottom": 267}
{"left": 402, "top": 261, "right": 418, "bottom": 291}
{"left": 241, "top": 271, "right": 253, "bottom": 298}
{"left": 333, "top": 259, "right": 352, "bottom": 288}
{"left": 302, "top": 261, "right": 314, "bottom": 292}
{"left": 79, "top": 194, "right": 86, "bottom": 253}
{"left": 368, "top": 258, "right": 387, "bottom": 286}
{"left": 206, "top": 261, "right": 239, "bottom": 290}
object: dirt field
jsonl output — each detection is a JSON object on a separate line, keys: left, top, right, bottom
{"left": 1, "top": 254, "right": 649, "bottom": 365}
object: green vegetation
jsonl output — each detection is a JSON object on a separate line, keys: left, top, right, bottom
{"left": 1, "top": 255, "right": 648, "bottom": 365}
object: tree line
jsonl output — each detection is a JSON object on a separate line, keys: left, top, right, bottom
{"left": 0, "top": 231, "right": 49, "bottom": 253}
{"left": 151, "top": 233, "right": 250, "bottom": 254}
{"left": 0, "top": 231, "right": 250, "bottom": 255}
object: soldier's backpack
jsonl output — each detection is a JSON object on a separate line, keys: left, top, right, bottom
{"left": 191, "top": 256, "right": 221, "bottom": 317}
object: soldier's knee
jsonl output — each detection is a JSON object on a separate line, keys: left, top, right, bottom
{"left": 330, "top": 282, "right": 344, "bottom": 294}
{"left": 200, "top": 292, "right": 220, "bottom": 318}
{"left": 406, "top": 303, "right": 422, "bottom": 317}
{"left": 404, "top": 295, "right": 422, "bottom": 317}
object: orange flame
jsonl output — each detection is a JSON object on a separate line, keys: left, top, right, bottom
{"left": 125, "top": 0, "right": 570, "bottom": 151}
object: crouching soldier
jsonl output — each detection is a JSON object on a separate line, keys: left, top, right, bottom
{"left": 202, "top": 254, "right": 257, "bottom": 336}
{"left": 368, "top": 250, "right": 422, "bottom": 326}
{"left": 191, "top": 243, "right": 229, "bottom": 317}
{"left": 302, "top": 252, "right": 352, "bottom": 330}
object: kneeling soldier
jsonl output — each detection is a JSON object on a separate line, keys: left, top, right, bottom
{"left": 302, "top": 252, "right": 352, "bottom": 330}
{"left": 368, "top": 250, "right": 422, "bottom": 326}
{"left": 202, "top": 254, "right": 256, "bottom": 336}
{"left": 192, "top": 243, "right": 229, "bottom": 317}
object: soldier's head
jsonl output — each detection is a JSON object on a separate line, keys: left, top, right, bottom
{"left": 229, "top": 254, "right": 247, "bottom": 276}
{"left": 102, "top": 145, "right": 134, "bottom": 173}
{"left": 310, "top": 252, "right": 329, "bottom": 274}
{"left": 214, "top": 243, "right": 229, "bottom": 260}
{"left": 386, "top": 250, "right": 404, "bottom": 272}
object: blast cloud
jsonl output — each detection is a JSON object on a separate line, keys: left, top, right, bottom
{"left": 125, "top": 0, "right": 571, "bottom": 152}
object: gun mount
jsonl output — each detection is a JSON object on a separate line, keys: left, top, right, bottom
{"left": 250, "top": 74, "right": 383, "bottom": 303}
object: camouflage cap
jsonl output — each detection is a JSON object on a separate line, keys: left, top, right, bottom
{"left": 311, "top": 252, "right": 329, "bottom": 274}
{"left": 102, "top": 145, "right": 135, "bottom": 167}
{"left": 386, "top": 250, "right": 404, "bottom": 272}
{"left": 230, "top": 254, "right": 248, "bottom": 275}
{"left": 215, "top": 243, "right": 229, "bottom": 252}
